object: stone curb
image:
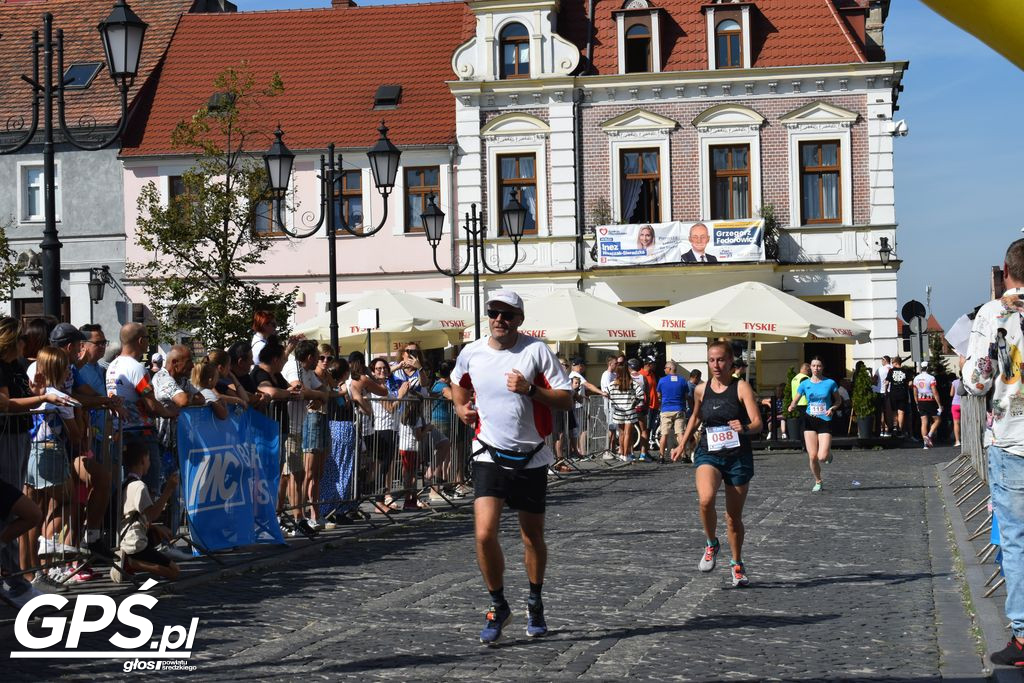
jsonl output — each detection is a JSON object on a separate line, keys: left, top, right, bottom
{"left": 937, "top": 462, "right": 1024, "bottom": 683}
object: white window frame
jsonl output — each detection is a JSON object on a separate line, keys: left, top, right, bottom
{"left": 616, "top": 6, "right": 662, "bottom": 74}
{"left": 705, "top": 5, "right": 751, "bottom": 70}
{"left": 494, "top": 16, "right": 538, "bottom": 80}
{"left": 693, "top": 105, "right": 763, "bottom": 221}
{"left": 786, "top": 129, "right": 853, "bottom": 228}
{"left": 18, "top": 160, "right": 60, "bottom": 223}
{"left": 610, "top": 138, "right": 671, "bottom": 224}
{"left": 393, "top": 163, "right": 451, "bottom": 237}
{"left": 485, "top": 139, "right": 547, "bottom": 237}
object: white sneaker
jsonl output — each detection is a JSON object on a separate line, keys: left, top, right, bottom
{"left": 157, "top": 544, "right": 193, "bottom": 562}
{"left": 31, "top": 573, "right": 66, "bottom": 594}
{"left": 38, "top": 536, "right": 77, "bottom": 556}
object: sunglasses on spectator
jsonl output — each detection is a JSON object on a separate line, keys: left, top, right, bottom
{"left": 319, "top": 355, "right": 333, "bottom": 361}
{"left": 404, "top": 348, "right": 418, "bottom": 355}
{"left": 486, "top": 309, "right": 518, "bottom": 321}
{"left": 86, "top": 339, "right": 108, "bottom": 346}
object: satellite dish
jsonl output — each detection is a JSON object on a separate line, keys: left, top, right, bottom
{"left": 15, "top": 250, "right": 40, "bottom": 270}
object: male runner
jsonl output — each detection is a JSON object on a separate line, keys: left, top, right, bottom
{"left": 451, "top": 289, "right": 572, "bottom": 644}
{"left": 912, "top": 364, "right": 942, "bottom": 449}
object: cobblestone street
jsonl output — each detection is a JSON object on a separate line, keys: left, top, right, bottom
{"left": 8, "top": 446, "right": 982, "bottom": 681}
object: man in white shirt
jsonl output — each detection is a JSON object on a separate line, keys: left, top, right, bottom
{"left": 961, "top": 238, "right": 1024, "bottom": 667}
{"left": 873, "top": 355, "right": 892, "bottom": 436}
{"left": 451, "top": 289, "right": 571, "bottom": 644}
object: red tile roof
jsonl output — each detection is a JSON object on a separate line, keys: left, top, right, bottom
{"left": 121, "top": 3, "right": 476, "bottom": 156}
{"left": 559, "top": 0, "right": 867, "bottom": 75}
{"left": 0, "top": 0, "right": 193, "bottom": 129}
{"left": 897, "top": 315, "right": 944, "bottom": 335}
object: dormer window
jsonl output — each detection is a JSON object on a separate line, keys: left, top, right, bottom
{"left": 625, "top": 24, "right": 652, "bottom": 73}
{"left": 500, "top": 23, "right": 530, "bottom": 79}
{"left": 615, "top": 0, "right": 663, "bottom": 74}
{"left": 715, "top": 19, "right": 742, "bottom": 68}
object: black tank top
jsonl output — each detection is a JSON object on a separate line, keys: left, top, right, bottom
{"left": 698, "top": 379, "right": 751, "bottom": 458}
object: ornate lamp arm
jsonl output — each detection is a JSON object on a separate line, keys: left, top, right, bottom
{"left": 429, "top": 235, "right": 472, "bottom": 278}
{"left": 338, "top": 188, "right": 392, "bottom": 237}
{"left": 480, "top": 239, "right": 521, "bottom": 275}
{"left": 0, "top": 34, "right": 42, "bottom": 155}
{"left": 271, "top": 196, "right": 321, "bottom": 239}
{"left": 55, "top": 29, "right": 130, "bottom": 152}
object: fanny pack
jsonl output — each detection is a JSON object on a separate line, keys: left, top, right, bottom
{"left": 474, "top": 438, "right": 545, "bottom": 471}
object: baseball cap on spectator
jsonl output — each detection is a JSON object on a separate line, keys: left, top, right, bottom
{"left": 49, "top": 322, "right": 84, "bottom": 346}
{"left": 571, "top": 356, "right": 585, "bottom": 366}
{"left": 485, "top": 289, "right": 524, "bottom": 314}
{"left": 627, "top": 358, "right": 641, "bottom": 370}
{"left": 643, "top": 357, "right": 655, "bottom": 366}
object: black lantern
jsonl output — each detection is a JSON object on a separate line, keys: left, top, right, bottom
{"left": 88, "top": 266, "right": 108, "bottom": 303}
{"left": 878, "top": 236, "right": 893, "bottom": 267}
{"left": 501, "top": 189, "right": 528, "bottom": 239}
{"left": 421, "top": 193, "right": 446, "bottom": 246}
{"left": 367, "top": 121, "right": 401, "bottom": 195}
{"left": 264, "top": 127, "right": 294, "bottom": 200}
{"left": 98, "top": 1, "right": 148, "bottom": 87}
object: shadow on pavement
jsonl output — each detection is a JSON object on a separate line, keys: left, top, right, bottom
{"left": 751, "top": 571, "right": 938, "bottom": 590}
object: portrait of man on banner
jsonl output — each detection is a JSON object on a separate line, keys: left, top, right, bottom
{"left": 595, "top": 220, "right": 763, "bottom": 267}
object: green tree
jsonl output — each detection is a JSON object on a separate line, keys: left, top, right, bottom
{"left": 0, "top": 220, "right": 23, "bottom": 302}
{"left": 852, "top": 363, "right": 875, "bottom": 417}
{"left": 130, "top": 68, "right": 296, "bottom": 350}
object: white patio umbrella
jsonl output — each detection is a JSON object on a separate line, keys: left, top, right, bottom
{"left": 641, "top": 281, "right": 870, "bottom": 378}
{"left": 463, "top": 289, "right": 659, "bottom": 342}
{"left": 293, "top": 289, "right": 468, "bottom": 353}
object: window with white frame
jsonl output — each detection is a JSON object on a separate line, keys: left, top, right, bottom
{"left": 481, "top": 113, "right": 549, "bottom": 236}
{"left": 620, "top": 148, "right": 661, "bottom": 223}
{"left": 710, "top": 144, "right": 751, "bottom": 219}
{"left": 20, "top": 163, "right": 60, "bottom": 222}
{"left": 780, "top": 101, "right": 857, "bottom": 227}
{"left": 705, "top": 5, "right": 751, "bottom": 70}
{"left": 333, "top": 169, "right": 363, "bottom": 234}
{"left": 693, "top": 104, "right": 763, "bottom": 222}
{"left": 496, "top": 154, "right": 538, "bottom": 235}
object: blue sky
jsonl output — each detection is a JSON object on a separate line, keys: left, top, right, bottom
{"left": 239, "top": 0, "right": 1024, "bottom": 329}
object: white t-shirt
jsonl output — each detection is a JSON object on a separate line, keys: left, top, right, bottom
{"left": 106, "top": 355, "right": 153, "bottom": 430}
{"left": 451, "top": 334, "right": 571, "bottom": 469}
{"left": 30, "top": 387, "right": 75, "bottom": 441}
{"left": 913, "top": 372, "right": 937, "bottom": 401}
{"left": 600, "top": 369, "right": 615, "bottom": 415}
{"left": 398, "top": 415, "right": 424, "bottom": 452}
{"left": 251, "top": 333, "right": 268, "bottom": 365}
{"left": 873, "top": 364, "right": 891, "bottom": 394}
{"left": 121, "top": 476, "right": 153, "bottom": 555}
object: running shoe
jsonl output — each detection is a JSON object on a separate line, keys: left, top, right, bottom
{"left": 731, "top": 561, "right": 749, "bottom": 587}
{"left": 812, "top": 482, "right": 823, "bottom": 492}
{"left": 991, "top": 638, "right": 1024, "bottom": 667}
{"left": 824, "top": 452, "right": 833, "bottom": 465}
{"left": 31, "top": 573, "right": 66, "bottom": 594}
{"left": 698, "top": 539, "right": 720, "bottom": 572}
{"left": 1, "top": 578, "right": 44, "bottom": 607}
{"left": 479, "top": 604, "right": 512, "bottom": 644}
{"left": 157, "top": 544, "right": 194, "bottom": 562}
{"left": 526, "top": 606, "right": 548, "bottom": 638}
{"left": 924, "top": 434, "right": 934, "bottom": 449}
{"left": 71, "top": 564, "right": 98, "bottom": 583}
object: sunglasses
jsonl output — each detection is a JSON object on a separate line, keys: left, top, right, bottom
{"left": 486, "top": 309, "right": 518, "bottom": 321}
{"left": 87, "top": 340, "right": 109, "bottom": 347}
{"left": 319, "top": 355, "right": 333, "bottom": 361}
{"left": 404, "top": 349, "right": 418, "bottom": 355}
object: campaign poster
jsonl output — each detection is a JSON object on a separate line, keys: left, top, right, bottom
{"left": 595, "top": 220, "right": 764, "bottom": 266}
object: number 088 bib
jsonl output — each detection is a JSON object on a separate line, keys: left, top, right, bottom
{"left": 707, "top": 425, "right": 740, "bottom": 452}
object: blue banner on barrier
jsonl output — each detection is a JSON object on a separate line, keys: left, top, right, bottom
{"left": 177, "top": 407, "right": 285, "bottom": 552}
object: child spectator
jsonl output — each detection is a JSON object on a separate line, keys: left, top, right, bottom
{"left": 0, "top": 480, "right": 43, "bottom": 605}
{"left": 397, "top": 392, "right": 430, "bottom": 511}
{"left": 111, "top": 440, "right": 181, "bottom": 583}
{"left": 191, "top": 358, "right": 229, "bottom": 420}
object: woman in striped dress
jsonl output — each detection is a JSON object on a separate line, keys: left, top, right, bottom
{"left": 607, "top": 363, "right": 644, "bottom": 461}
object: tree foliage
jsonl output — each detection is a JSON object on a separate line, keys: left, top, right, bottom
{"left": 0, "top": 220, "right": 23, "bottom": 302}
{"left": 852, "top": 363, "right": 875, "bottom": 417}
{"left": 129, "top": 68, "right": 295, "bottom": 349}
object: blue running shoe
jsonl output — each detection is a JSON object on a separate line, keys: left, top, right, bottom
{"left": 526, "top": 607, "right": 548, "bottom": 638}
{"left": 479, "top": 604, "right": 512, "bottom": 644}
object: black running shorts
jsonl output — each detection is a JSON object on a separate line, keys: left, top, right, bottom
{"left": 918, "top": 401, "right": 939, "bottom": 418}
{"left": 473, "top": 461, "right": 548, "bottom": 514}
{"left": 802, "top": 414, "right": 833, "bottom": 435}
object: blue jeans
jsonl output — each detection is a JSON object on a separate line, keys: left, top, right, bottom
{"left": 988, "top": 445, "right": 1024, "bottom": 638}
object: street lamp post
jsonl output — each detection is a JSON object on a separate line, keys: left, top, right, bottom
{"left": 263, "top": 123, "right": 402, "bottom": 351}
{"left": 0, "top": 1, "right": 148, "bottom": 319}
{"left": 420, "top": 192, "right": 526, "bottom": 339}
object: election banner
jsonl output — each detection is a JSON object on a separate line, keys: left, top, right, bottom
{"left": 595, "top": 219, "right": 764, "bottom": 266}
{"left": 177, "top": 407, "right": 285, "bottom": 553}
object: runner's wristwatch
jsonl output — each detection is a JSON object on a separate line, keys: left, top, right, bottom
{"left": 527, "top": 384, "right": 537, "bottom": 397}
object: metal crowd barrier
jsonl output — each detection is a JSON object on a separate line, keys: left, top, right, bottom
{"left": 0, "top": 405, "right": 127, "bottom": 594}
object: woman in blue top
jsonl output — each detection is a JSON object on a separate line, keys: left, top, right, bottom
{"left": 787, "top": 357, "right": 840, "bottom": 492}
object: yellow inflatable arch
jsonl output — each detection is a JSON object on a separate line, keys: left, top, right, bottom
{"left": 922, "top": 0, "right": 1024, "bottom": 71}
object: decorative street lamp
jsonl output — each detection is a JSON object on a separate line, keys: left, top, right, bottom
{"left": 420, "top": 191, "right": 526, "bottom": 339}
{"left": 263, "top": 123, "right": 402, "bottom": 350}
{"left": 878, "top": 236, "right": 893, "bottom": 268}
{"left": 0, "top": 2, "right": 148, "bottom": 319}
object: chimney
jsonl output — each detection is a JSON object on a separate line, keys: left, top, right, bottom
{"left": 189, "top": 0, "right": 237, "bottom": 13}
{"left": 332, "top": 0, "right": 358, "bottom": 6}
{"left": 864, "top": 0, "right": 890, "bottom": 61}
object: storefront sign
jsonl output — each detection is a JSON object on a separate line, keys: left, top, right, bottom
{"left": 595, "top": 220, "right": 764, "bottom": 266}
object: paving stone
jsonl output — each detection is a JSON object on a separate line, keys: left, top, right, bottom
{"left": 1, "top": 447, "right": 974, "bottom": 681}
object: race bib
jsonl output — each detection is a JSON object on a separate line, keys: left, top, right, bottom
{"left": 808, "top": 402, "right": 827, "bottom": 417}
{"left": 707, "top": 425, "right": 740, "bottom": 451}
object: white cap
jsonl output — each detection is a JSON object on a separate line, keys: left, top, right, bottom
{"left": 485, "top": 289, "right": 524, "bottom": 314}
